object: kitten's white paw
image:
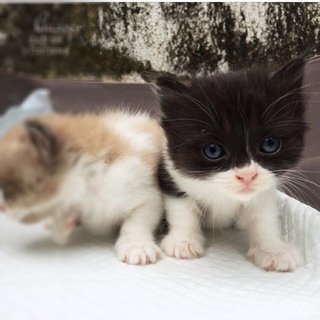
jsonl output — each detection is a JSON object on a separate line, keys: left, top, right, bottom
{"left": 161, "top": 236, "right": 205, "bottom": 259}
{"left": 248, "top": 244, "right": 302, "bottom": 272}
{"left": 116, "top": 241, "right": 162, "bottom": 265}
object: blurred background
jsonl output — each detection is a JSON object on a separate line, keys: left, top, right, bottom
{"left": 1, "top": 3, "right": 320, "bottom": 80}
{"left": 0, "top": 2, "right": 319, "bottom": 209}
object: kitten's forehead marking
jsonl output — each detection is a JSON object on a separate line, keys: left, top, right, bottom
{"left": 233, "top": 160, "right": 257, "bottom": 172}
{"left": 236, "top": 90, "right": 251, "bottom": 160}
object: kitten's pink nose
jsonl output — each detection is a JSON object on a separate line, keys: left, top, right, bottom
{"left": 236, "top": 171, "right": 258, "bottom": 185}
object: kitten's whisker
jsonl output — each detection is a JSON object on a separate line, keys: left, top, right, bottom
{"left": 286, "top": 180, "right": 320, "bottom": 203}
{"left": 301, "top": 91, "right": 320, "bottom": 96}
{"left": 263, "top": 99, "right": 305, "bottom": 125}
{"left": 271, "top": 120, "right": 306, "bottom": 127}
{"left": 279, "top": 178, "right": 310, "bottom": 204}
{"left": 296, "top": 81, "right": 320, "bottom": 91}
{"left": 172, "top": 132, "right": 211, "bottom": 150}
{"left": 279, "top": 183, "right": 306, "bottom": 204}
{"left": 198, "top": 82, "right": 219, "bottom": 119}
{"left": 198, "top": 83, "right": 219, "bottom": 122}
{"left": 285, "top": 174, "right": 320, "bottom": 191}
{"left": 290, "top": 180, "right": 320, "bottom": 198}
{"left": 284, "top": 168, "right": 319, "bottom": 176}
{"left": 280, "top": 173, "right": 320, "bottom": 204}
{"left": 262, "top": 90, "right": 302, "bottom": 119}
{"left": 170, "top": 90, "right": 218, "bottom": 125}
{"left": 162, "top": 118, "right": 213, "bottom": 130}
{"left": 277, "top": 168, "right": 320, "bottom": 174}
{"left": 261, "top": 83, "right": 320, "bottom": 121}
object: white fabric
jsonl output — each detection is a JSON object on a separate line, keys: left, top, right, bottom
{"left": 0, "top": 193, "right": 319, "bottom": 320}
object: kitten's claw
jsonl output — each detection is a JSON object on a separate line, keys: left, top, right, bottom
{"left": 116, "top": 241, "right": 162, "bottom": 265}
{"left": 247, "top": 244, "right": 302, "bottom": 272}
{"left": 161, "top": 236, "right": 205, "bottom": 259}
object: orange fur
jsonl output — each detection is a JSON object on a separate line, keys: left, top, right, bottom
{"left": 0, "top": 111, "right": 165, "bottom": 213}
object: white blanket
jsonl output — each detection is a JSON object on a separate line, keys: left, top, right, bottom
{"left": 0, "top": 193, "right": 319, "bottom": 320}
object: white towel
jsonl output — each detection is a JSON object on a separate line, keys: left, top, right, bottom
{"left": 0, "top": 192, "right": 319, "bottom": 320}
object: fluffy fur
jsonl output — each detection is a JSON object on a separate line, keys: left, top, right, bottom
{"left": 156, "top": 57, "right": 307, "bottom": 271}
{"left": 0, "top": 111, "right": 165, "bottom": 265}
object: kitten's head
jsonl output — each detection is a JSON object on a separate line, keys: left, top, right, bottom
{"left": 156, "top": 57, "right": 307, "bottom": 201}
{"left": 0, "top": 120, "right": 66, "bottom": 220}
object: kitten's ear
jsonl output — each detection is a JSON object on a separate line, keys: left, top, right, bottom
{"left": 156, "top": 77, "right": 188, "bottom": 95}
{"left": 271, "top": 56, "right": 305, "bottom": 90}
{"left": 25, "top": 120, "right": 60, "bottom": 164}
{"left": 156, "top": 77, "right": 189, "bottom": 119}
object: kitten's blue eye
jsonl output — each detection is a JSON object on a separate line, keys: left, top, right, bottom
{"left": 260, "top": 136, "right": 281, "bottom": 154}
{"left": 203, "top": 143, "right": 225, "bottom": 160}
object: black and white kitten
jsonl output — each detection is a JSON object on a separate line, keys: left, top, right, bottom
{"left": 156, "top": 57, "right": 307, "bottom": 272}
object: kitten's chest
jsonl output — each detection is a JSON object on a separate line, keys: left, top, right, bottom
{"left": 203, "top": 198, "right": 241, "bottom": 229}
{"left": 171, "top": 168, "right": 242, "bottom": 229}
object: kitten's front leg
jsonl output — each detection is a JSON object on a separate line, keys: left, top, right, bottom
{"left": 244, "top": 191, "right": 302, "bottom": 272}
{"left": 161, "top": 195, "right": 205, "bottom": 259}
{"left": 46, "top": 211, "right": 80, "bottom": 245}
{"left": 115, "top": 200, "right": 163, "bottom": 265}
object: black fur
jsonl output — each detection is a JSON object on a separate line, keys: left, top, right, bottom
{"left": 158, "top": 158, "right": 185, "bottom": 197}
{"left": 156, "top": 57, "right": 307, "bottom": 179}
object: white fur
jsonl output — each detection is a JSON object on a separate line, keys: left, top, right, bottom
{"left": 57, "top": 153, "right": 164, "bottom": 265}
{"left": 7, "top": 113, "right": 164, "bottom": 265}
{"left": 162, "top": 153, "right": 302, "bottom": 271}
{"left": 105, "top": 112, "right": 159, "bottom": 152}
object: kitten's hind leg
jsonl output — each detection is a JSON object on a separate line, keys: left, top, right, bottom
{"left": 161, "top": 195, "right": 205, "bottom": 259}
{"left": 115, "top": 199, "right": 163, "bottom": 265}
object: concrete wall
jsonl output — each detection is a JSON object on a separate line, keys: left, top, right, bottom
{"left": 1, "top": 3, "right": 319, "bottom": 80}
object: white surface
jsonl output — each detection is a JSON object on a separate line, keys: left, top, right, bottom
{"left": 0, "top": 193, "right": 320, "bottom": 320}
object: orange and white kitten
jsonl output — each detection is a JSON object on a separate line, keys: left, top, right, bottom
{"left": 0, "top": 111, "right": 164, "bottom": 265}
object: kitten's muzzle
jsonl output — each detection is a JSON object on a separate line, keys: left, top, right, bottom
{"left": 235, "top": 170, "right": 258, "bottom": 192}
{"left": 236, "top": 172, "right": 258, "bottom": 184}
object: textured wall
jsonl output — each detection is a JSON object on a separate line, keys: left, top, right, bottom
{"left": 0, "top": 3, "right": 319, "bottom": 80}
